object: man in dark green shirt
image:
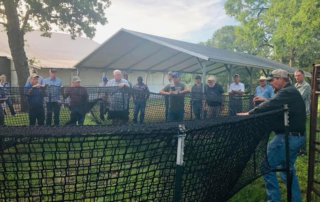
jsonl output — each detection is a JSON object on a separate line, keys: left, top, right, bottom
{"left": 160, "top": 72, "right": 190, "bottom": 122}
{"left": 238, "top": 69, "right": 306, "bottom": 202}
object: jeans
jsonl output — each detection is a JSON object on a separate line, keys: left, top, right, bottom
{"left": 5, "top": 98, "right": 16, "bottom": 115}
{"left": 70, "top": 105, "right": 86, "bottom": 126}
{"left": 167, "top": 110, "right": 185, "bottom": 122}
{"left": 133, "top": 100, "right": 146, "bottom": 124}
{"left": 29, "top": 105, "right": 45, "bottom": 126}
{"left": 46, "top": 102, "right": 61, "bottom": 126}
{"left": 192, "top": 101, "right": 202, "bottom": 120}
{"left": 263, "top": 134, "right": 305, "bottom": 202}
{"left": 100, "top": 101, "right": 108, "bottom": 121}
{"left": 207, "top": 106, "right": 221, "bottom": 118}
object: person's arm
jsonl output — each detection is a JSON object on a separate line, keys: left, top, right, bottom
{"left": 179, "top": 84, "right": 190, "bottom": 94}
{"left": 300, "top": 85, "right": 311, "bottom": 101}
{"left": 249, "top": 89, "right": 292, "bottom": 114}
{"left": 159, "top": 85, "right": 170, "bottom": 95}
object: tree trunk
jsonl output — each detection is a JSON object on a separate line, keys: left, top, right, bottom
{"left": 3, "top": 0, "right": 30, "bottom": 87}
{"left": 289, "top": 47, "right": 296, "bottom": 67}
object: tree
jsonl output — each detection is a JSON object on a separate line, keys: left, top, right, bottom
{"left": 224, "top": 0, "right": 320, "bottom": 70}
{"left": 0, "top": 0, "right": 111, "bottom": 87}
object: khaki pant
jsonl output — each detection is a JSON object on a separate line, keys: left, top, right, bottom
{"left": 207, "top": 106, "right": 221, "bottom": 118}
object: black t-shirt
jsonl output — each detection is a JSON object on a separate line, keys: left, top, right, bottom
{"left": 205, "top": 84, "right": 224, "bottom": 107}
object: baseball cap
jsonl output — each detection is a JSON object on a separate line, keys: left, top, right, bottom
{"left": 167, "top": 71, "right": 173, "bottom": 75}
{"left": 123, "top": 73, "right": 128, "bottom": 77}
{"left": 195, "top": 75, "right": 201, "bottom": 80}
{"left": 102, "top": 76, "right": 108, "bottom": 82}
{"left": 234, "top": 74, "right": 240, "bottom": 78}
{"left": 266, "top": 69, "right": 289, "bottom": 81}
{"left": 72, "top": 76, "right": 81, "bottom": 82}
{"left": 50, "top": 69, "right": 57, "bottom": 73}
{"left": 172, "top": 72, "right": 180, "bottom": 78}
{"left": 30, "top": 73, "right": 39, "bottom": 78}
{"left": 138, "top": 76, "right": 143, "bottom": 80}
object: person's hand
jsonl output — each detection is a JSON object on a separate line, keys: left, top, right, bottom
{"left": 253, "top": 96, "right": 266, "bottom": 103}
{"left": 237, "top": 112, "right": 249, "bottom": 116}
{"left": 119, "top": 83, "right": 126, "bottom": 88}
{"left": 33, "top": 84, "right": 41, "bottom": 88}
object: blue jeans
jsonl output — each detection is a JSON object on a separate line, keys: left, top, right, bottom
{"left": 167, "top": 110, "right": 185, "bottom": 122}
{"left": 192, "top": 101, "right": 202, "bottom": 120}
{"left": 133, "top": 100, "right": 146, "bottom": 124}
{"left": 46, "top": 102, "right": 61, "bottom": 126}
{"left": 263, "top": 134, "right": 305, "bottom": 202}
{"left": 29, "top": 105, "right": 45, "bottom": 126}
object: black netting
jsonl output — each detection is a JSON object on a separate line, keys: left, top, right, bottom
{"left": 0, "top": 86, "right": 286, "bottom": 201}
{"left": 1, "top": 87, "right": 254, "bottom": 126}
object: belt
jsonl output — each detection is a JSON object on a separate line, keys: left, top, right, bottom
{"left": 276, "top": 132, "right": 305, "bottom": 137}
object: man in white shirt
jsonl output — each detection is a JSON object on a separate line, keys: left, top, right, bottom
{"left": 228, "top": 74, "right": 245, "bottom": 116}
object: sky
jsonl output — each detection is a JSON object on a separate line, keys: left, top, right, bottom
{"left": 93, "top": 0, "right": 237, "bottom": 44}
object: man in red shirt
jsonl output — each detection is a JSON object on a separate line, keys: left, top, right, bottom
{"left": 62, "top": 76, "right": 89, "bottom": 126}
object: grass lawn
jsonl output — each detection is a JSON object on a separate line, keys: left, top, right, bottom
{"left": 229, "top": 116, "right": 320, "bottom": 202}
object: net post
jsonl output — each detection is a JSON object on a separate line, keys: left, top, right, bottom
{"left": 174, "top": 124, "right": 186, "bottom": 202}
{"left": 284, "top": 104, "right": 292, "bottom": 202}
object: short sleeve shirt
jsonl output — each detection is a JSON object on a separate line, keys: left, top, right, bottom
{"left": 228, "top": 82, "right": 245, "bottom": 93}
{"left": 205, "top": 84, "right": 224, "bottom": 106}
{"left": 163, "top": 82, "right": 187, "bottom": 111}
{"left": 44, "top": 77, "right": 62, "bottom": 102}
{"left": 106, "top": 78, "right": 130, "bottom": 111}
{"left": 133, "top": 83, "right": 149, "bottom": 100}
{"left": 255, "top": 84, "right": 275, "bottom": 99}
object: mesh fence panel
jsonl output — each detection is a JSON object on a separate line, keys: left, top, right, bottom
{"left": 2, "top": 87, "right": 254, "bottom": 126}
{"left": 0, "top": 108, "right": 284, "bottom": 202}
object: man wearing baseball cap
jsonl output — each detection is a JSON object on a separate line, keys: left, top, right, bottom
{"left": 62, "top": 76, "right": 89, "bottom": 126}
{"left": 26, "top": 69, "right": 44, "bottom": 86}
{"left": 253, "top": 76, "right": 275, "bottom": 106}
{"left": 228, "top": 74, "right": 245, "bottom": 116}
{"left": 24, "top": 74, "right": 46, "bottom": 125}
{"left": 160, "top": 72, "right": 190, "bottom": 122}
{"left": 44, "top": 69, "right": 62, "bottom": 126}
{"left": 191, "top": 75, "right": 203, "bottom": 119}
{"left": 238, "top": 69, "right": 306, "bottom": 201}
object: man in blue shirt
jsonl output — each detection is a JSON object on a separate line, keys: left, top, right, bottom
{"left": 25, "top": 74, "right": 46, "bottom": 126}
{"left": 44, "top": 69, "right": 62, "bottom": 126}
{"left": 253, "top": 76, "right": 275, "bottom": 106}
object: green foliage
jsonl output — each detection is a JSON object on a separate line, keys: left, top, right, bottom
{"left": 0, "top": 0, "right": 111, "bottom": 39}
{"left": 224, "top": 0, "right": 320, "bottom": 70}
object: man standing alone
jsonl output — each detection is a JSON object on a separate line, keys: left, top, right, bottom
{"left": 191, "top": 76, "right": 203, "bottom": 120}
{"left": 133, "top": 76, "right": 150, "bottom": 124}
{"left": 238, "top": 69, "right": 306, "bottom": 202}
{"left": 44, "top": 69, "right": 62, "bottom": 126}
{"left": 159, "top": 72, "right": 190, "bottom": 122}
{"left": 295, "top": 70, "right": 311, "bottom": 156}
{"left": 228, "top": 74, "right": 245, "bottom": 116}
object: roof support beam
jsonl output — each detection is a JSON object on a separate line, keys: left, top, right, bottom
{"left": 104, "top": 41, "right": 146, "bottom": 69}
{"left": 126, "top": 47, "right": 165, "bottom": 71}
{"left": 146, "top": 52, "right": 181, "bottom": 71}
{"left": 163, "top": 56, "right": 194, "bottom": 71}
{"left": 178, "top": 62, "right": 198, "bottom": 72}
{"left": 262, "top": 69, "right": 268, "bottom": 77}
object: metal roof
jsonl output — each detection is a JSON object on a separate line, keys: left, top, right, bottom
{"left": 0, "top": 25, "right": 100, "bottom": 69}
{"left": 76, "top": 28, "right": 310, "bottom": 77}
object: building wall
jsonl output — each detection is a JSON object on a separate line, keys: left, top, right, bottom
{"left": 0, "top": 57, "right": 11, "bottom": 84}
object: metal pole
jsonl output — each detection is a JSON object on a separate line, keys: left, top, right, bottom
{"left": 250, "top": 67, "right": 253, "bottom": 95}
{"left": 174, "top": 124, "right": 186, "bottom": 202}
{"left": 284, "top": 104, "right": 292, "bottom": 202}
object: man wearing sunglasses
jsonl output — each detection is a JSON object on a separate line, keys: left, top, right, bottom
{"left": 160, "top": 72, "right": 190, "bottom": 122}
{"left": 238, "top": 69, "right": 306, "bottom": 202}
